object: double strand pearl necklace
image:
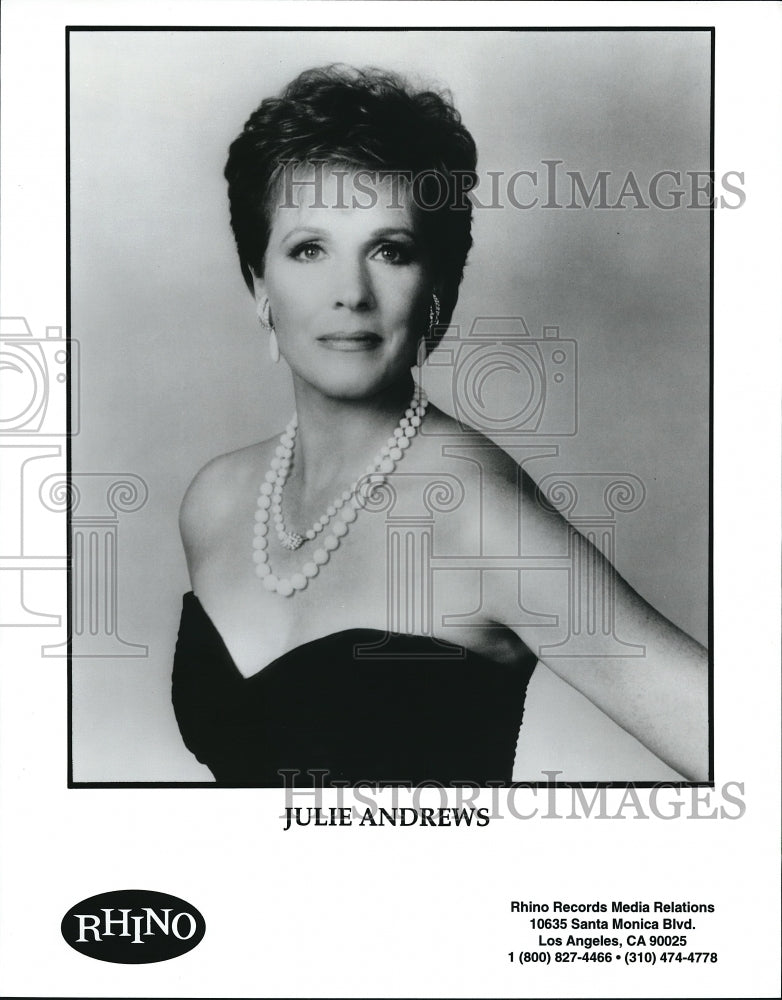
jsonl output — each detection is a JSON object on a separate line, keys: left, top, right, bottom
{"left": 252, "top": 387, "right": 428, "bottom": 597}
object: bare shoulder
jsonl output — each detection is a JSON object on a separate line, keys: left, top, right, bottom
{"left": 415, "top": 405, "right": 556, "bottom": 544}
{"left": 416, "top": 405, "right": 534, "bottom": 489}
{"left": 178, "top": 437, "right": 275, "bottom": 567}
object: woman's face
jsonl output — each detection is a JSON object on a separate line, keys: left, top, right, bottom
{"left": 253, "top": 164, "right": 434, "bottom": 401}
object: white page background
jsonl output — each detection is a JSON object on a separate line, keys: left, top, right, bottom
{"left": 0, "top": 2, "right": 779, "bottom": 998}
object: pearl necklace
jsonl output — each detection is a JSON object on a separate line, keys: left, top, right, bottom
{"left": 252, "top": 387, "right": 428, "bottom": 597}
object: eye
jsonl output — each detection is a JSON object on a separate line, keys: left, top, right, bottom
{"left": 291, "top": 242, "right": 325, "bottom": 262}
{"left": 372, "top": 242, "right": 414, "bottom": 265}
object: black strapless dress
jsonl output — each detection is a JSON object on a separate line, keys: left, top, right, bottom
{"left": 172, "top": 592, "right": 535, "bottom": 787}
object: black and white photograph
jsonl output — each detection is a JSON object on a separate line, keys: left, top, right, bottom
{"left": 0, "top": 3, "right": 779, "bottom": 998}
{"left": 68, "top": 27, "right": 711, "bottom": 785}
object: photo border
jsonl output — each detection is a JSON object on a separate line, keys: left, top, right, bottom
{"left": 64, "top": 23, "right": 716, "bottom": 791}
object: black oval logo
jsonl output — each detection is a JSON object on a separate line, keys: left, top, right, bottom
{"left": 61, "top": 890, "right": 205, "bottom": 964}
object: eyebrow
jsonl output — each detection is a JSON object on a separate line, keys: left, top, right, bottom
{"left": 371, "top": 227, "right": 417, "bottom": 240}
{"left": 279, "top": 226, "right": 418, "bottom": 243}
{"left": 280, "top": 227, "right": 329, "bottom": 241}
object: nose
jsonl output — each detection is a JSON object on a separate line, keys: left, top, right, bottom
{"left": 333, "top": 257, "right": 374, "bottom": 311}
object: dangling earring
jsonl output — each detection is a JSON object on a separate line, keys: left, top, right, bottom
{"left": 268, "top": 328, "right": 280, "bottom": 364}
{"left": 419, "top": 292, "right": 441, "bottom": 366}
{"left": 429, "top": 292, "right": 441, "bottom": 333}
{"left": 418, "top": 292, "right": 440, "bottom": 368}
{"left": 257, "top": 298, "right": 280, "bottom": 364}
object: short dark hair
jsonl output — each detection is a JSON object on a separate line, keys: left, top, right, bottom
{"left": 224, "top": 65, "right": 478, "bottom": 328}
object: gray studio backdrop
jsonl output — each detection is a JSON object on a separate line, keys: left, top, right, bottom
{"left": 69, "top": 29, "right": 710, "bottom": 782}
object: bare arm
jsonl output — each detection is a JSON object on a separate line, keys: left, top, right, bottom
{"left": 484, "top": 467, "right": 708, "bottom": 780}
{"left": 178, "top": 446, "right": 262, "bottom": 586}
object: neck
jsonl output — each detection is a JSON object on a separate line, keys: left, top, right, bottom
{"left": 288, "top": 373, "right": 417, "bottom": 495}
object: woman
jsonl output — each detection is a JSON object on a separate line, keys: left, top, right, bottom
{"left": 173, "top": 65, "right": 707, "bottom": 787}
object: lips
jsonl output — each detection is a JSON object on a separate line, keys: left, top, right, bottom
{"left": 317, "top": 331, "right": 382, "bottom": 351}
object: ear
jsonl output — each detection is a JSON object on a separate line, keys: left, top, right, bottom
{"left": 250, "top": 271, "right": 268, "bottom": 318}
